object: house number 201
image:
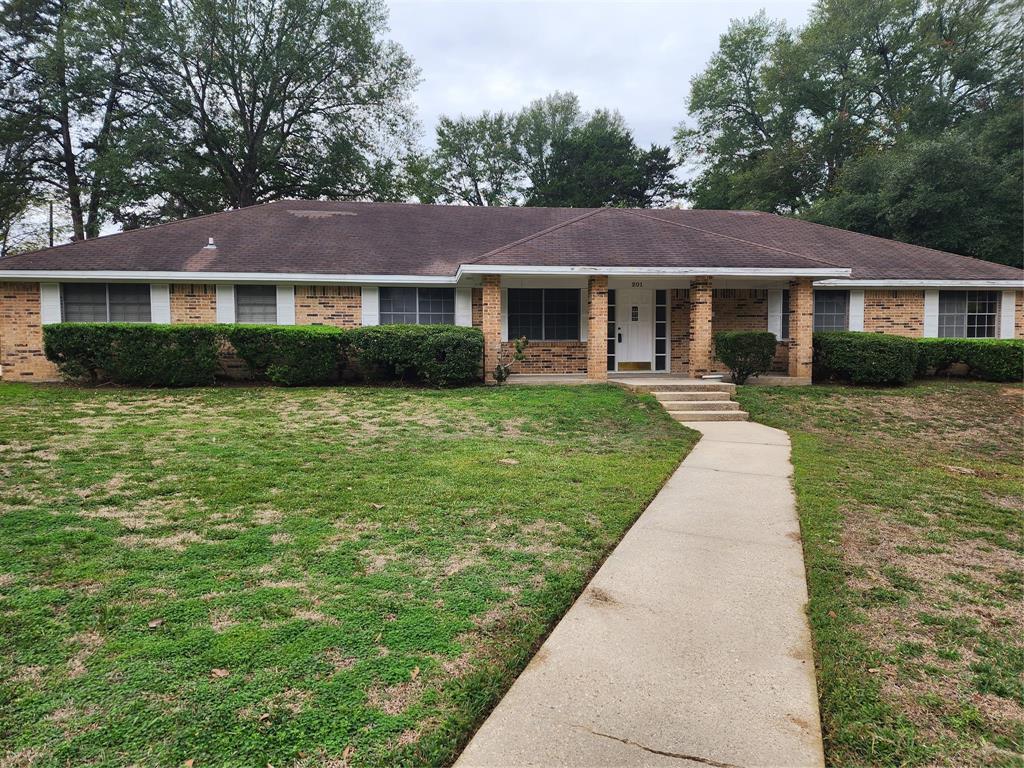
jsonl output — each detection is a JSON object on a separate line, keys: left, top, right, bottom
{"left": 631, "top": 281, "right": 644, "bottom": 287}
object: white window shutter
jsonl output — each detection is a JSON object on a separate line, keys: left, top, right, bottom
{"left": 361, "top": 286, "right": 379, "bottom": 326}
{"left": 767, "top": 290, "right": 783, "bottom": 339}
{"left": 150, "top": 284, "right": 171, "bottom": 323}
{"left": 579, "top": 288, "right": 588, "bottom": 342}
{"left": 848, "top": 290, "right": 865, "bottom": 332}
{"left": 216, "top": 284, "right": 235, "bottom": 323}
{"left": 999, "top": 290, "right": 1015, "bottom": 339}
{"left": 39, "top": 283, "right": 61, "bottom": 324}
{"left": 923, "top": 290, "right": 939, "bottom": 338}
{"left": 500, "top": 288, "right": 509, "bottom": 342}
{"left": 276, "top": 285, "right": 295, "bottom": 325}
{"left": 455, "top": 287, "right": 472, "bottom": 327}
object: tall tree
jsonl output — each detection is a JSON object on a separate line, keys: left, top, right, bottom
{"left": 517, "top": 91, "right": 585, "bottom": 193}
{"left": 677, "top": 0, "right": 1022, "bottom": 264}
{"left": 409, "top": 111, "right": 523, "bottom": 206}
{"left": 528, "top": 110, "right": 681, "bottom": 208}
{"left": 0, "top": 0, "right": 146, "bottom": 240}
{"left": 134, "top": 0, "right": 418, "bottom": 216}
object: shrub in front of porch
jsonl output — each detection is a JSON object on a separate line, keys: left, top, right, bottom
{"left": 713, "top": 330, "right": 777, "bottom": 384}
{"left": 813, "top": 331, "right": 918, "bottom": 385}
{"left": 344, "top": 325, "right": 484, "bottom": 386}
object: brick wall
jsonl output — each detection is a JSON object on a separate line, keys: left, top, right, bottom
{"left": 295, "top": 285, "right": 360, "bottom": 326}
{"left": 1015, "top": 291, "right": 1023, "bottom": 339}
{"left": 670, "top": 289, "right": 689, "bottom": 374}
{"left": 689, "top": 279, "right": 714, "bottom": 377}
{"left": 863, "top": 290, "right": 924, "bottom": 336}
{"left": 0, "top": 282, "right": 59, "bottom": 381}
{"left": 709, "top": 288, "right": 787, "bottom": 373}
{"left": 788, "top": 278, "right": 813, "bottom": 380}
{"left": 472, "top": 288, "right": 483, "bottom": 328}
{"left": 506, "top": 341, "right": 588, "bottom": 374}
{"left": 170, "top": 284, "right": 216, "bottom": 323}
{"left": 482, "top": 276, "right": 501, "bottom": 383}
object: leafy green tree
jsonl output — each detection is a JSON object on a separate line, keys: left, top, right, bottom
{"left": 409, "top": 112, "right": 524, "bottom": 206}
{"left": 528, "top": 110, "right": 681, "bottom": 208}
{"left": 517, "top": 91, "right": 585, "bottom": 192}
{"left": 134, "top": 0, "right": 418, "bottom": 214}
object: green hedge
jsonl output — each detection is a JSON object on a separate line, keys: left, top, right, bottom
{"left": 227, "top": 325, "right": 344, "bottom": 386}
{"left": 43, "top": 323, "right": 221, "bottom": 387}
{"left": 713, "top": 330, "right": 777, "bottom": 384}
{"left": 813, "top": 331, "right": 918, "bottom": 385}
{"left": 345, "top": 325, "right": 484, "bottom": 387}
{"left": 916, "top": 338, "right": 1024, "bottom": 382}
{"left": 43, "top": 322, "right": 484, "bottom": 388}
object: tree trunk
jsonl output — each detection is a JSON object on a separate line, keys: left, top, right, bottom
{"left": 55, "top": 5, "right": 85, "bottom": 241}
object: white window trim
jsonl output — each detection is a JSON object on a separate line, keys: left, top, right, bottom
{"left": 276, "top": 284, "right": 294, "bottom": 325}
{"left": 579, "top": 288, "right": 588, "bottom": 342}
{"left": 767, "top": 289, "right": 783, "bottom": 339}
{"left": 999, "top": 290, "right": 1015, "bottom": 339}
{"left": 40, "top": 283, "right": 61, "bottom": 324}
{"left": 361, "top": 286, "right": 379, "bottom": 326}
{"left": 500, "top": 288, "right": 509, "bottom": 342}
{"left": 848, "top": 289, "right": 865, "bottom": 332}
{"left": 923, "top": 290, "right": 939, "bottom": 338}
{"left": 455, "top": 287, "right": 473, "bottom": 327}
{"left": 150, "top": 284, "right": 171, "bottom": 323}
{"left": 216, "top": 284, "right": 235, "bottom": 323}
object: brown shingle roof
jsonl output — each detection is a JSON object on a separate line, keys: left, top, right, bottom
{"left": 0, "top": 200, "right": 1019, "bottom": 281}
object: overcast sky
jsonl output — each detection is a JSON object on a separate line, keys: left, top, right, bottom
{"left": 387, "top": 0, "right": 817, "bottom": 152}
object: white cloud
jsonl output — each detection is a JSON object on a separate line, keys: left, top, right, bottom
{"left": 387, "top": 0, "right": 816, "bottom": 149}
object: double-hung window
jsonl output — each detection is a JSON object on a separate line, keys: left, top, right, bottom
{"left": 379, "top": 287, "right": 455, "bottom": 325}
{"left": 62, "top": 283, "right": 151, "bottom": 322}
{"left": 813, "top": 290, "right": 848, "bottom": 331}
{"left": 938, "top": 291, "right": 998, "bottom": 338}
{"left": 507, "top": 288, "right": 580, "bottom": 341}
{"left": 235, "top": 285, "right": 278, "bottom": 323}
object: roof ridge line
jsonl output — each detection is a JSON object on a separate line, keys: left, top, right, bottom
{"left": 465, "top": 207, "right": 605, "bottom": 264}
{"left": 0, "top": 201, "right": 279, "bottom": 263}
{"left": 626, "top": 209, "right": 845, "bottom": 269}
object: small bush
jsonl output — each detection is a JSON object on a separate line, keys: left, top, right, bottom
{"left": 814, "top": 331, "right": 918, "bottom": 386}
{"left": 713, "top": 330, "right": 777, "bottom": 384}
{"left": 345, "top": 325, "right": 483, "bottom": 386}
{"left": 916, "top": 338, "right": 1023, "bottom": 382}
{"left": 227, "top": 325, "right": 345, "bottom": 386}
{"left": 44, "top": 323, "right": 221, "bottom": 387}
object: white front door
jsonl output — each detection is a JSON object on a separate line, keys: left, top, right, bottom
{"left": 616, "top": 289, "right": 653, "bottom": 370}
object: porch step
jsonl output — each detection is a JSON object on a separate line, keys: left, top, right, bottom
{"left": 653, "top": 391, "right": 732, "bottom": 403}
{"left": 669, "top": 410, "right": 750, "bottom": 422}
{"left": 627, "top": 382, "right": 736, "bottom": 394}
{"left": 664, "top": 400, "right": 740, "bottom": 412}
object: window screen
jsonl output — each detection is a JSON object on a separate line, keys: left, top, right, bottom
{"left": 62, "top": 283, "right": 151, "bottom": 322}
{"left": 813, "top": 290, "right": 848, "bottom": 331}
{"left": 379, "top": 287, "right": 455, "bottom": 324}
{"left": 235, "top": 285, "right": 278, "bottom": 324}
{"left": 109, "top": 284, "right": 152, "bottom": 322}
{"left": 781, "top": 290, "right": 790, "bottom": 339}
{"left": 507, "top": 288, "right": 580, "bottom": 341}
{"left": 938, "top": 291, "right": 997, "bottom": 338}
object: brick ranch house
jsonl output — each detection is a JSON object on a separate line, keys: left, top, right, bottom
{"left": 0, "top": 201, "right": 1021, "bottom": 383}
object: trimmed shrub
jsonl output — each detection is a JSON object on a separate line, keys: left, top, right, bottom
{"left": 227, "top": 325, "right": 345, "bottom": 386}
{"left": 916, "top": 338, "right": 1024, "bottom": 382}
{"left": 43, "top": 323, "right": 221, "bottom": 387}
{"left": 813, "top": 331, "right": 918, "bottom": 386}
{"left": 713, "top": 330, "right": 777, "bottom": 384}
{"left": 345, "top": 325, "right": 483, "bottom": 386}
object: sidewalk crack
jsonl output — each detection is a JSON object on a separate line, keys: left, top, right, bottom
{"left": 573, "top": 725, "right": 744, "bottom": 767}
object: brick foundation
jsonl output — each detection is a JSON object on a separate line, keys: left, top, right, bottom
{"left": 506, "top": 341, "right": 588, "bottom": 374}
{"left": 170, "top": 284, "right": 216, "bottom": 323}
{"left": 295, "top": 285, "right": 361, "bottom": 326}
{"left": 863, "top": 290, "right": 924, "bottom": 336}
{"left": 0, "top": 282, "right": 59, "bottom": 381}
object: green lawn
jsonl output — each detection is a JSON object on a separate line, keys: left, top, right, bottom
{"left": 737, "top": 381, "right": 1024, "bottom": 768}
{"left": 0, "top": 383, "right": 696, "bottom": 768}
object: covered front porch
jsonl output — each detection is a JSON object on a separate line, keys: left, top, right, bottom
{"left": 476, "top": 273, "right": 818, "bottom": 384}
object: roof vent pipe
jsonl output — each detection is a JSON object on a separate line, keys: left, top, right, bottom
{"left": 205, "top": 237, "right": 216, "bottom": 249}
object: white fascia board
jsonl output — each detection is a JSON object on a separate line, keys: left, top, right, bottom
{"left": 814, "top": 279, "right": 1024, "bottom": 288}
{"left": 457, "top": 265, "right": 851, "bottom": 278}
{"left": 0, "top": 270, "right": 458, "bottom": 285}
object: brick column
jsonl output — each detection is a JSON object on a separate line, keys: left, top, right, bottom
{"left": 788, "top": 278, "right": 813, "bottom": 380}
{"left": 586, "top": 276, "right": 608, "bottom": 381}
{"left": 688, "top": 278, "right": 713, "bottom": 377}
{"left": 481, "top": 275, "right": 501, "bottom": 384}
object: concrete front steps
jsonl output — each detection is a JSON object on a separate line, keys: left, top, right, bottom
{"left": 652, "top": 383, "right": 749, "bottom": 422}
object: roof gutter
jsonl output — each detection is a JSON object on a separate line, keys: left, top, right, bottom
{"left": 455, "top": 265, "right": 852, "bottom": 278}
{"left": 0, "top": 270, "right": 458, "bottom": 285}
{"left": 814, "top": 279, "right": 1024, "bottom": 288}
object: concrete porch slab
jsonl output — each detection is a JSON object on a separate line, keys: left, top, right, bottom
{"left": 454, "top": 420, "right": 824, "bottom": 768}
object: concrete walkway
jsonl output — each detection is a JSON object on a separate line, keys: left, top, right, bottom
{"left": 456, "top": 421, "right": 824, "bottom": 768}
